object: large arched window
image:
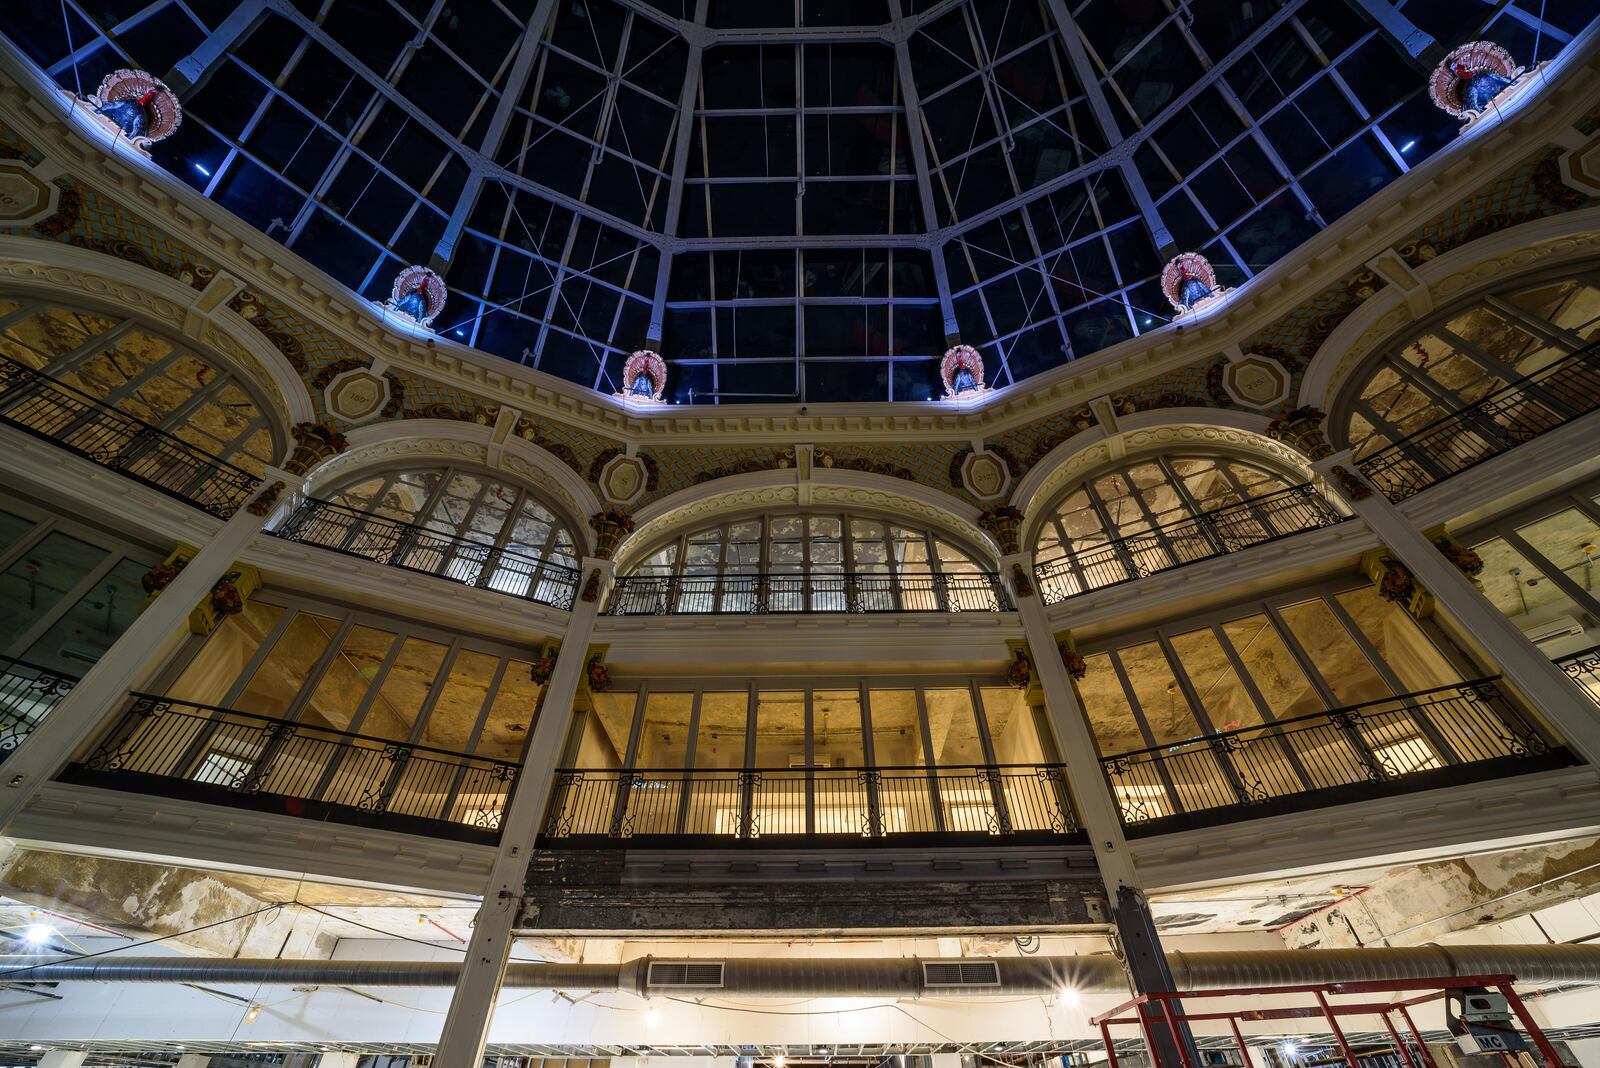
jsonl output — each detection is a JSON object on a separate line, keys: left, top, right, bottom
{"left": 614, "top": 511, "right": 1001, "bottom": 613}
{"left": 323, "top": 464, "right": 578, "bottom": 571}
{"left": 0, "top": 297, "right": 281, "bottom": 473}
{"left": 1031, "top": 453, "right": 1330, "bottom": 600}
{"left": 1338, "top": 270, "right": 1600, "bottom": 461}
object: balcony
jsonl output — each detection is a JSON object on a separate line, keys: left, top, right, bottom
{"left": 1100, "top": 677, "right": 1573, "bottom": 835}
{"left": 605, "top": 571, "right": 1011, "bottom": 615}
{"left": 1358, "top": 343, "right": 1600, "bottom": 502}
{"left": 0, "top": 655, "right": 77, "bottom": 761}
{"left": 61, "top": 695, "right": 518, "bottom": 843}
{"left": 1034, "top": 484, "right": 1346, "bottom": 605}
{"left": 541, "top": 762, "right": 1076, "bottom": 843}
{"left": 0, "top": 353, "right": 261, "bottom": 518}
{"left": 1557, "top": 644, "right": 1600, "bottom": 708}
{"left": 273, "top": 497, "right": 581, "bottom": 610}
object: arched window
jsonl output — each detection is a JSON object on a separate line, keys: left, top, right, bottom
{"left": 1032, "top": 454, "right": 1323, "bottom": 599}
{"left": 615, "top": 511, "right": 1000, "bottom": 613}
{"left": 0, "top": 297, "right": 281, "bottom": 473}
{"left": 323, "top": 465, "right": 578, "bottom": 570}
{"left": 1337, "top": 270, "right": 1600, "bottom": 460}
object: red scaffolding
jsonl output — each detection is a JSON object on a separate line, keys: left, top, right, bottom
{"left": 1090, "top": 974, "right": 1573, "bottom": 1068}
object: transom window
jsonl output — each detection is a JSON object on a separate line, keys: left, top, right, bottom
{"left": 1035, "top": 454, "right": 1299, "bottom": 565}
{"left": 0, "top": 297, "right": 280, "bottom": 473}
{"left": 1339, "top": 270, "right": 1600, "bottom": 461}
{"left": 618, "top": 511, "right": 997, "bottom": 612}
{"left": 324, "top": 465, "right": 578, "bottom": 570}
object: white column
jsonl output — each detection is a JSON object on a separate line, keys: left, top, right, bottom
{"left": 1003, "top": 550, "right": 1140, "bottom": 892}
{"left": 1314, "top": 451, "right": 1600, "bottom": 767}
{"left": 0, "top": 491, "right": 274, "bottom": 832}
{"left": 434, "top": 556, "right": 613, "bottom": 1063}
{"left": 312, "top": 1054, "right": 360, "bottom": 1068}
{"left": 36, "top": 1052, "right": 87, "bottom": 1068}
{"left": 175, "top": 1055, "right": 212, "bottom": 1068}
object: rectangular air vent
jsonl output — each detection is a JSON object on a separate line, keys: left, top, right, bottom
{"left": 647, "top": 960, "right": 726, "bottom": 988}
{"left": 922, "top": 960, "right": 1002, "bottom": 988}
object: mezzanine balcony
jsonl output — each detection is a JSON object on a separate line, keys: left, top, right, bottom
{"left": 1100, "top": 677, "right": 1572, "bottom": 835}
{"left": 604, "top": 570, "right": 1011, "bottom": 615}
{"left": 1033, "top": 484, "right": 1347, "bottom": 605}
{"left": 60, "top": 694, "right": 518, "bottom": 843}
{"left": 0, "top": 654, "right": 76, "bottom": 761}
{"left": 1358, "top": 342, "right": 1600, "bottom": 502}
{"left": 541, "top": 762, "right": 1076, "bottom": 844}
{"left": 272, "top": 496, "right": 581, "bottom": 611}
{"left": 0, "top": 352, "right": 261, "bottom": 518}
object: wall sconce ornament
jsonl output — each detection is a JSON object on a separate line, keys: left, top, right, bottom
{"left": 978, "top": 505, "right": 1025, "bottom": 556}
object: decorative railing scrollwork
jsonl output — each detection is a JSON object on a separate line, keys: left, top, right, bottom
{"left": 605, "top": 570, "right": 1012, "bottom": 615}
{"left": 0, "top": 655, "right": 78, "bottom": 760}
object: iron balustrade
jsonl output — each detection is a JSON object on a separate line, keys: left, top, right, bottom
{"left": 65, "top": 694, "right": 518, "bottom": 842}
{"left": 542, "top": 762, "right": 1076, "bottom": 841}
{"left": 1557, "top": 644, "right": 1600, "bottom": 709}
{"left": 273, "top": 497, "right": 581, "bottom": 610}
{"left": 605, "top": 571, "right": 1011, "bottom": 615}
{"left": 1100, "top": 677, "right": 1561, "bottom": 832}
{"left": 1033, "top": 484, "right": 1345, "bottom": 604}
{"left": 0, "top": 655, "right": 77, "bottom": 760}
{"left": 1357, "top": 342, "right": 1600, "bottom": 502}
{"left": 0, "top": 353, "right": 261, "bottom": 518}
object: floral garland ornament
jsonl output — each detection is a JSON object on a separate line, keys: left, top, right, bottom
{"left": 940, "top": 345, "right": 989, "bottom": 399}
{"left": 616, "top": 350, "right": 667, "bottom": 404}
{"left": 1059, "top": 643, "right": 1088, "bottom": 681}
{"left": 529, "top": 655, "right": 558, "bottom": 685}
{"left": 141, "top": 560, "right": 186, "bottom": 596}
{"left": 1330, "top": 465, "right": 1372, "bottom": 501}
{"left": 1266, "top": 405, "right": 1331, "bottom": 461}
{"left": 586, "top": 655, "right": 612, "bottom": 694}
{"left": 1011, "top": 562, "right": 1035, "bottom": 599}
{"left": 383, "top": 265, "right": 448, "bottom": 329}
{"left": 580, "top": 568, "right": 603, "bottom": 603}
{"left": 1007, "top": 649, "right": 1033, "bottom": 690}
{"left": 1376, "top": 560, "right": 1417, "bottom": 605}
{"left": 1429, "top": 42, "right": 1532, "bottom": 130}
{"left": 590, "top": 510, "right": 635, "bottom": 560}
{"left": 86, "top": 70, "right": 182, "bottom": 148}
{"left": 1161, "top": 253, "right": 1229, "bottom": 318}
{"left": 978, "top": 505, "right": 1025, "bottom": 556}
{"left": 1435, "top": 538, "right": 1485, "bottom": 577}
{"left": 210, "top": 573, "right": 246, "bottom": 617}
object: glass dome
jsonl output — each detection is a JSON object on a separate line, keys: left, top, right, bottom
{"left": 9, "top": 0, "right": 1591, "bottom": 403}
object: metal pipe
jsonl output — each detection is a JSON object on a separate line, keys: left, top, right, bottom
{"left": 2, "top": 945, "right": 1599, "bottom": 993}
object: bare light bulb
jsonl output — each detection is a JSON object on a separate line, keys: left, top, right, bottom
{"left": 243, "top": 1003, "right": 261, "bottom": 1025}
{"left": 23, "top": 924, "right": 53, "bottom": 945}
{"left": 644, "top": 1007, "right": 659, "bottom": 1027}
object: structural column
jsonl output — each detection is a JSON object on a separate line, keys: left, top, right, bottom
{"left": 989, "top": 505, "right": 1198, "bottom": 1067}
{"left": 433, "top": 554, "right": 615, "bottom": 1063}
{"left": 1313, "top": 450, "right": 1600, "bottom": 767}
{"left": 0, "top": 486, "right": 277, "bottom": 831}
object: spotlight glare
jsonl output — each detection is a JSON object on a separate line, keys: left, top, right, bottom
{"left": 644, "top": 1007, "right": 659, "bottom": 1027}
{"left": 23, "top": 924, "right": 54, "bottom": 945}
{"left": 1057, "top": 985, "right": 1080, "bottom": 1006}
{"left": 774, "top": 1057, "right": 787, "bottom": 1068}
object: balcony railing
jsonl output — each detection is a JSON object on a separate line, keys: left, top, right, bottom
{"left": 1100, "top": 677, "right": 1569, "bottom": 834}
{"left": 1358, "top": 343, "right": 1600, "bottom": 502}
{"left": 1034, "top": 484, "right": 1345, "bottom": 605}
{"left": 0, "top": 655, "right": 77, "bottom": 761}
{"left": 62, "top": 695, "right": 518, "bottom": 843}
{"left": 0, "top": 353, "right": 261, "bottom": 518}
{"left": 1557, "top": 644, "right": 1600, "bottom": 709}
{"left": 542, "top": 763, "right": 1077, "bottom": 842}
{"left": 605, "top": 571, "right": 1011, "bottom": 615}
{"left": 274, "top": 497, "right": 581, "bottom": 610}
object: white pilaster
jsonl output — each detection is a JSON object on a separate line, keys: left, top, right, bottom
{"left": 433, "top": 556, "right": 614, "bottom": 1063}
{"left": 312, "top": 1054, "right": 361, "bottom": 1068}
{"left": 1314, "top": 451, "right": 1600, "bottom": 767}
{"left": 36, "top": 1052, "right": 87, "bottom": 1068}
{"left": 1004, "top": 551, "right": 1141, "bottom": 891}
{"left": 175, "top": 1055, "right": 212, "bottom": 1068}
{"left": 0, "top": 494, "right": 274, "bottom": 832}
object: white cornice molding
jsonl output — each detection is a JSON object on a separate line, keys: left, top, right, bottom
{"left": 1, "top": 25, "right": 1597, "bottom": 445}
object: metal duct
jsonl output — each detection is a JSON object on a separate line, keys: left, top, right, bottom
{"left": 3, "top": 946, "right": 1599, "bottom": 994}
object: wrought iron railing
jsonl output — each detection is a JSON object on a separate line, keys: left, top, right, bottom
{"left": 1358, "top": 343, "right": 1600, "bottom": 502}
{"left": 64, "top": 695, "right": 518, "bottom": 842}
{"left": 0, "top": 655, "right": 77, "bottom": 761}
{"left": 1034, "top": 484, "right": 1345, "bottom": 604}
{"left": 1100, "top": 677, "right": 1562, "bottom": 832}
{"left": 542, "top": 762, "right": 1075, "bottom": 840}
{"left": 1557, "top": 644, "right": 1600, "bottom": 710}
{"left": 273, "top": 497, "right": 581, "bottom": 610}
{"left": 605, "top": 570, "right": 1011, "bottom": 615}
{"left": 0, "top": 353, "right": 262, "bottom": 518}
